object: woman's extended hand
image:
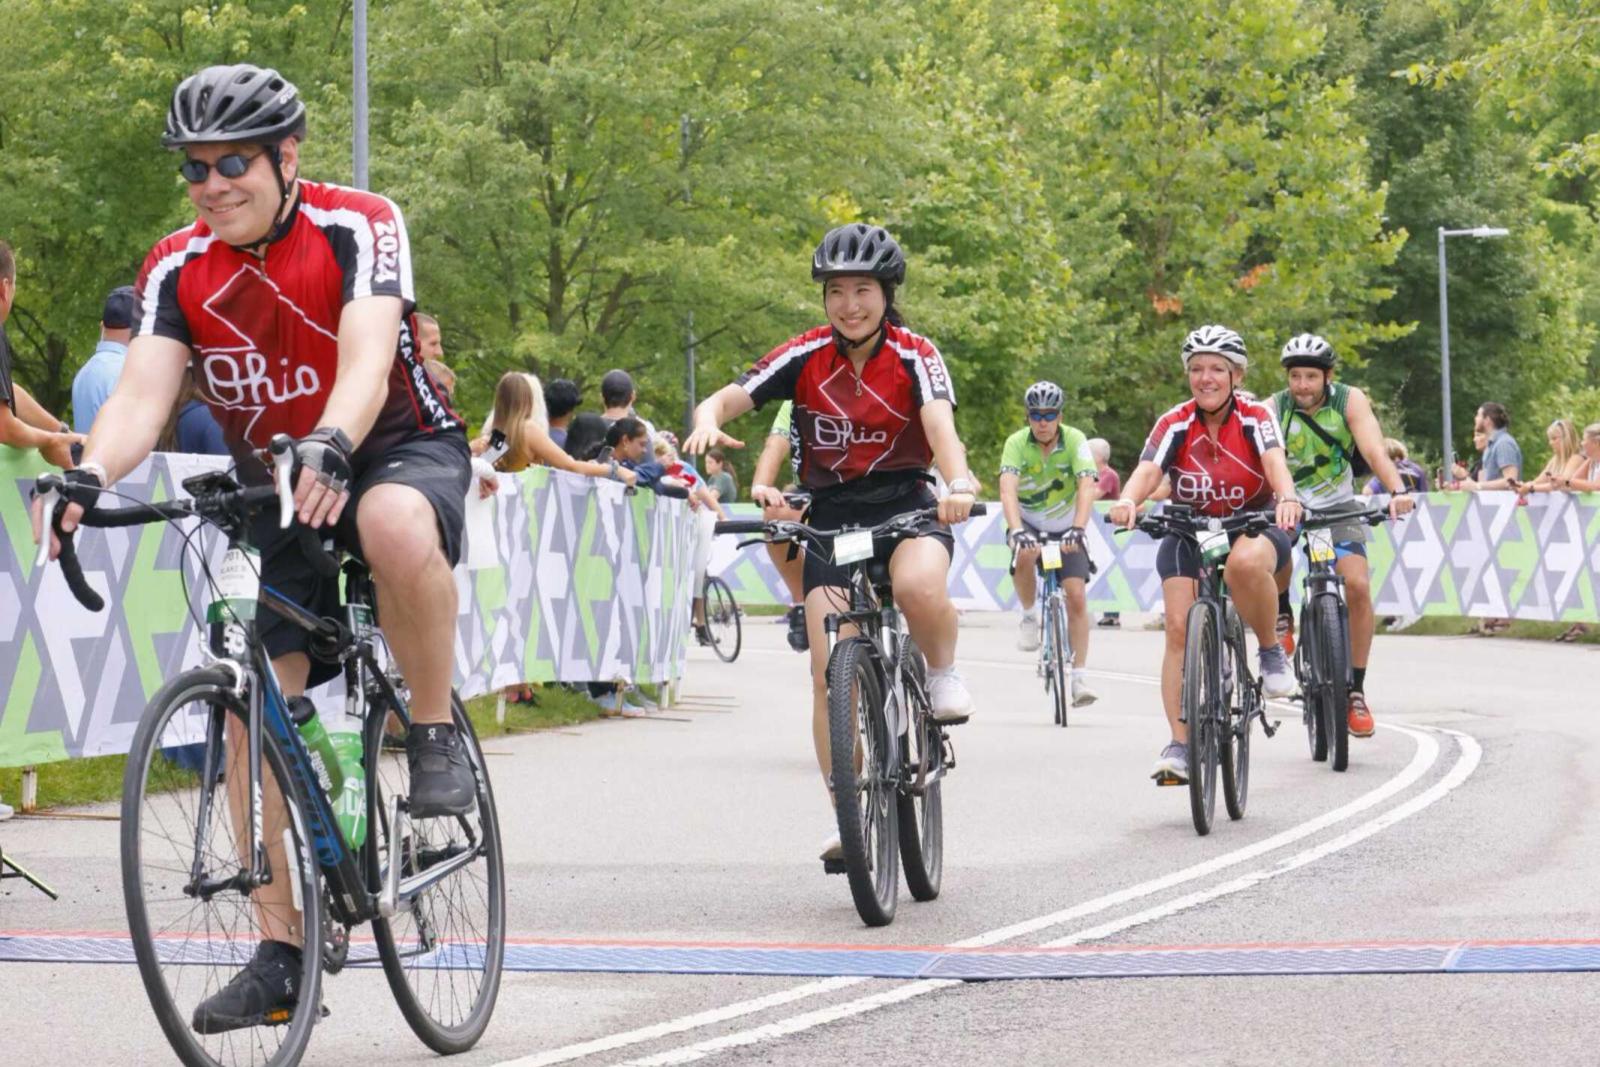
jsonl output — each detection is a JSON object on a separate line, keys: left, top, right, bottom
{"left": 682, "top": 423, "right": 744, "bottom": 455}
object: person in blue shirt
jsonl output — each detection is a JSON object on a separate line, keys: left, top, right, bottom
{"left": 71, "top": 285, "right": 136, "bottom": 432}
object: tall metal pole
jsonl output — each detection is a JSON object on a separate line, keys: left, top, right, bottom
{"left": 353, "top": 0, "right": 370, "bottom": 189}
{"left": 1437, "top": 227, "right": 1454, "bottom": 480}
{"left": 682, "top": 115, "right": 694, "bottom": 433}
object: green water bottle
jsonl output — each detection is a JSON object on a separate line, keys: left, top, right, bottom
{"left": 288, "top": 696, "right": 345, "bottom": 800}
{"left": 329, "top": 730, "right": 367, "bottom": 848}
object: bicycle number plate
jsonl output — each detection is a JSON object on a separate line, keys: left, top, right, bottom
{"left": 1041, "top": 542, "right": 1063, "bottom": 570}
{"left": 1199, "top": 529, "right": 1230, "bottom": 563}
{"left": 1309, "top": 540, "right": 1336, "bottom": 563}
{"left": 834, "top": 529, "right": 875, "bottom": 565}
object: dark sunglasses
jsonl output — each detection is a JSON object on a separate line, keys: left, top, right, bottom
{"left": 179, "top": 151, "right": 264, "bottom": 184}
{"left": 1027, "top": 409, "right": 1060, "bottom": 422}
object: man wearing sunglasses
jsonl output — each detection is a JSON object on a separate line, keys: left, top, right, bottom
{"left": 30, "top": 63, "right": 472, "bottom": 1035}
{"left": 999, "top": 380, "right": 1100, "bottom": 706}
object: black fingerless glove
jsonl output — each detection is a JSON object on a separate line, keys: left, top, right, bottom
{"left": 61, "top": 467, "right": 104, "bottom": 508}
{"left": 295, "top": 427, "right": 354, "bottom": 486}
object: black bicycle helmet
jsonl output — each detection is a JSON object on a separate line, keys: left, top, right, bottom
{"left": 1279, "top": 332, "right": 1336, "bottom": 370}
{"left": 811, "top": 223, "right": 907, "bottom": 285}
{"left": 163, "top": 64, "right": 306, "bottom": 148}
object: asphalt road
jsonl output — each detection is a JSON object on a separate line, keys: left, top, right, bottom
{"left": 2, "top": 614, "right": 1595, "bottom": 1065}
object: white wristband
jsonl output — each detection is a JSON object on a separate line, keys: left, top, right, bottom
{"left": 76, "top": 461, "right": 110, "bottom": 486}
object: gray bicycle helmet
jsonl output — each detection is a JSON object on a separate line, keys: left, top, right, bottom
{"left": 811, "top": 223, "right": 907, "bottom": 285}
{"left": 1024, "top": 381, "right": 1065, "bottom": 410}
{"left": 1181, "top": 324, "right": 1248, "bottom": 369}
{"left": 1279, "top": 332, "right": 1335, "bottom": 370}
{"left": 163, "top": 64, "right": 306, "bottom": 148}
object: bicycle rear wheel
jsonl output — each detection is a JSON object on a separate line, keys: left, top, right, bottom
{"left": 895, "top": 638, "right": 942, "bottom": 902}
{"left": 368, "top": 690, "right": 505, "bottom": 1054}
{"left": 703, "top": 575, "right": 742, "bottom": 663}
{"left": 122, "top": 667, "right": 323, "bottom": 1067}
{"left": 1048, "top": 595, "right": 1071, "bottom": 728}
{"left": 1315, "top": 594, "right": 1351, "bottom": 772}
{"left": 828, "top": 637, "right": 899, "bottom": 926}
{"left": 1181, "top": 601, "right": 1220, "bottom": 836}
{"left": 1221, "top": 607, "right": 1252, "bottom": 820}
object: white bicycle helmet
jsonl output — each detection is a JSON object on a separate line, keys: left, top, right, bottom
{"left": 1279, "top": 332, "right": 1335, "bottom": 369}
{"left": 1181, "top": 324, "right": 1248, "bottom": 369}
{"left": 1024, "top": 380, "right": 1065, "bottom": 410}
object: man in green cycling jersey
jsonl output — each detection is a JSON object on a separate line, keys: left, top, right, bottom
{"left": 1265, "top": 334, "right": 1415, "bottom": 738}
{"left": 999, "top": 381, "right": 1099, "bottom": 706}
{"left": 750, "top": 399, "right": 809, "bottom": 651}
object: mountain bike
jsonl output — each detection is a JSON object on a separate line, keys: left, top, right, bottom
{"left": 35, "top": 435, "right": 504, "bottom": 1067}
{"left": 715, "top": 502, "right": 984, "bottom": 926}
{"left": 1010, "top": 530, "right": 1096, "bottom": 727}
{"left": 1295, "top": 504, "right": 1386, "bottom": 773}
{"left": 1114, "top": 505, "right": 1281, "bottom": 836}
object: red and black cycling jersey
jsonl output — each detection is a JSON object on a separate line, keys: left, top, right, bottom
{"left": 133, "top": 180, "right": 460, "bottom": 466}
{"left": 736, "top": 324, "right": 956, "bottom": 490}
{"left": 1140, "top": 393, "right": 1283, "bottom": 516}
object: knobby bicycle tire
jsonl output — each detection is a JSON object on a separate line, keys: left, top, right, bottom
{"left": 894, "top": 637, "right": 942, "bottom": 902}
{"left": 368, "top": 690, "right": 506, "bottom": 1053}
{"left": 122, "top": 666, "right": 324, "bottom": 1067}
{"left": 1181, "top": 600, "right": 1220, "bottom": 836}
{"left": 1316, "top": 593, "right": 1352, "bottom": 772}
{"left": 827, "top": 637, "right": 899, "bottom": 926}
{"left": 1300, "top": 599, "right": 1330, "bottom": 762}
{"left": 704, "top": 575, "right": 742, "bottom": 663}
{"left": 1221, "top": 607, "right": 1251, "bottom": 821}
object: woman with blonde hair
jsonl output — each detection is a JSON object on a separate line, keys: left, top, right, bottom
{"left": 1521, "top": 418, "right": 1581, "bottom": 494}
{"left": 470, "top": 372, "right": 635, "bottom": 490}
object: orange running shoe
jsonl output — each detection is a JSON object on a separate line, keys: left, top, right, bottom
{"left": 1348, "top": 691, "right": 1375, "bottom": 738}
{"left": 1276, "top": 610, "right": 1295, "bottom": 657}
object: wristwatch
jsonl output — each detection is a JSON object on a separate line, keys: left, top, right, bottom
{"left": 947, "top": 478, "right": 976, "bottom": 496}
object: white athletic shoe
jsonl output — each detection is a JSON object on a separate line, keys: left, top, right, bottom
{"left": 1017, "top": 614, "right": 1041, "bottom": 652}
{"left": 927, "top": 668, "right": 974, "bottom": 723}
{"left": 1070, "top": 671, "right": 1098, "bottom": 707}
{"left": 819, "top": 828, "right": 843, "bottom": 862}
{"left": 1258, "top": 643, "right": 1297, "bottom": 699}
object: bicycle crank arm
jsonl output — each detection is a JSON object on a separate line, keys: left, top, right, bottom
{"left": 378, "top": 793, "right": 406, "bottom": 918}
{"left": 393, "top": 839, "right": 480, "bottom": 910}
{"left": 1255, "top": 710, "right": 1282, "bottom": 738}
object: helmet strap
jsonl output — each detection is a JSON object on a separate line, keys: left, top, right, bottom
{"left": 233, "top": 144, "right": 298, "bottom": 255}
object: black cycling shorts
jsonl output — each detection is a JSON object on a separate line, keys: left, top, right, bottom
{"left": 1155, "top": 524, "right": 1295, "bottom": 582}
{"left": 1019, "top": 522, "right": 1093, "bottom": 583}
{"left": 253, "top": 431, "right": 471, "bottom": 687}
{"left": 801, "top": 481, "right": 954, "bottom": 596}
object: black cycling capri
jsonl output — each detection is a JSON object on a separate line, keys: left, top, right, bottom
{"left": 1155, "top": 524, "right": 1295, "bottom": 582}
{"left": 253, "top": 431, "right": 472, "bottom": 687}
{"left": 1019, "top": 521, "right": 1093, "bottom": 582}
{"left": 802, "top": 481, "right": 955, "bottom": 595}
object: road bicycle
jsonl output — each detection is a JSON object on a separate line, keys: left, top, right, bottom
{"left": 699, "top": 572, "right": 742, "bottom": 662}
{"left": 716, "top": 502, "right": 985, "bottom": 926}
{"left": 36, "top": 435, "right": 504, "bottom": 1067}
{"left": 1010, "top": 530, "right": 1096, "bottom": 727}
{"left": 1113, "top": 504, "right": 1281, "bottom": 836}
{"left": 1294, "top": 504, "right": 1386, "bottom": 773}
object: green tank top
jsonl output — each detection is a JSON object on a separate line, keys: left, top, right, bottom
{"left": 1273, "top": 381, "right": 1357, "bottom": 507}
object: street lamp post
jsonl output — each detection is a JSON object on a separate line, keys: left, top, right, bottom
{"left": 353, "top": 0, "right": 369, "bottom": 189}
{"left": 1437, "top": 225, "right": 1508, "bottom": 481}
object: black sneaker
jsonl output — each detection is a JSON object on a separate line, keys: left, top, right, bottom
{"left": 694, "top": 624, "right": 712, "bottom": 647}
{"left": 191, "top": 940, "right": 302, "bottom": 1035}
{"left": 406, "top": 723, "right": 477, "bottom": 818}
{"left": 785, "top": 605, "right": 809, "bottom": 652}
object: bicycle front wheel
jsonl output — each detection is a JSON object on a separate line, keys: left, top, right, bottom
{"left": 368, "top": 690, "right": 506, "bottom": 1054}
{"left": 704, "top": 575, "right": 742, "bottom": 662}
{"left": 1221, "top": 607, "right": 1251, "bottom": 820}
{"left": 122, "top": 666, "right": 324, "bottom": 1067}
{"left": 1048, "top": 595, "right": 1071, "bottom": 728}
{"left": 895, "top": 638, "right": 942, "bottom": 902}
{"left": 828, "top": 637, "right": 899, "bottom": 926}
{"left": 1181, "top": 601, "right": 1220, "bottom": 836}
{"left": 1315, "top": 593, "right": 1351, "bottom": 772}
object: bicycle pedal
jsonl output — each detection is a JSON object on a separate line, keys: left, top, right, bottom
{"left": 933, "top": 713, "right": 970, "bottom": 727}
{"left": 822, "top": 858, "right": 848, "bottom": 875}
{"left": 1152, "top": 771, "right": 1187, "bottom": 787}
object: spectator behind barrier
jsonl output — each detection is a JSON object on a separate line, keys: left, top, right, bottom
{"left": 0, "top": 238, "right": 84, "bottom": 469}
{"left": 71, "top": 285, "right": 137, "bottom": 432}
{"left": 1461, "top": 401, "right": 1521, "bottom": 491}
{"left": 156, "top": 367, "right": 228, "bottom": 455}
{"left": 1564, "top": 424, "right": 1600, "bottom": 492}
{"left": 1364, "top": 438, "right": 1427, "bottom": 495}
{"left": 1520, "top": 419, "right": 1579, "bottom": 496}
{"left": 704, "top": 446, "right": 738, "bottom": 503}
{"left": 601, "top": 368, "right": 658, "bottom": 449}
{"left": 469, "top": 371, "right": 633, "bottom": 496}
{"left": 545, "top": 378, "right": 580, "bottom": 449}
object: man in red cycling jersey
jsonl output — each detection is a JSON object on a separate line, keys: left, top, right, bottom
{"left": 1109, "top": 325, "right": 1303, "bottom": 786}
{"left": 31, "top": 64, "right": 472, "bottom": 1033}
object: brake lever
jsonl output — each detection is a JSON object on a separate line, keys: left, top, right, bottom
{"left": 33, "top": 475, "right": 63, "bottom": 567}
{"left": 269, "top": 434, "right": 295, "bottom": 530}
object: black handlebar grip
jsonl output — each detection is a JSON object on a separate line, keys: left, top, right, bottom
{"left": 296, "top": 525, "right": 341, "bottom": 579}
{"left": 55, "top": 522, "right": 105, "bottom": 612}
{"left": 715, "top": 520, "right": 768, "bottom": 536}
{"left": 969, "top": 502, "right": 987, "bottom": 516}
